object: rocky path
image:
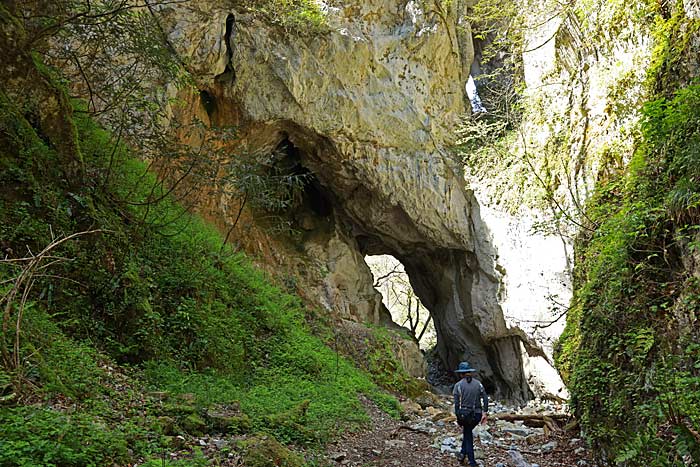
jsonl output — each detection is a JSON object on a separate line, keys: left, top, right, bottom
{"left": 325, "top": 395, "right": 595, "bottom": 467}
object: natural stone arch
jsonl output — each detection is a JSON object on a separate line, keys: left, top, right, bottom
{"left": 162, "top": 1, "right": 562, "bottom": 402}
{"left": 264, "top": 127, "right": 534, "bottom": 401}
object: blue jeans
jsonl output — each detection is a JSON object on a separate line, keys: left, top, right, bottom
{"left": 460, "top": 411, "right": 481, "bottom": 465}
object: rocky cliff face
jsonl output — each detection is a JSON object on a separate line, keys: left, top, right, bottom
{"left": 461, "top": 0, "right": 654, "bottom": 400}
{"left": 156, "top": 0, "right": 564, "bottom": 401}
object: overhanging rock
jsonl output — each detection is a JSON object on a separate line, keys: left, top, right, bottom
{"left": 158, "top": 0, "right": 563, "bottom": 401}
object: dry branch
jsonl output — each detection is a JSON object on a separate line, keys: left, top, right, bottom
{"left": 0, "top": 230, "right": 104, "bottom": 371}
{"left": 493, "top": 413, "right": 569, "bottom": 430}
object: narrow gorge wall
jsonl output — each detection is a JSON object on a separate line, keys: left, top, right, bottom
{"left": 155, "top": 0, "right": 567, "bottom": 401}
{"left": 460, "top": 0, "right": 654, "bottom": 399}
{"left": 469, "top": 0, "right": 700, "bottom": 462}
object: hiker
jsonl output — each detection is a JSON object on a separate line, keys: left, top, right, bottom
{"left": 453, "top": 361, "right": 488, "bottom": 465}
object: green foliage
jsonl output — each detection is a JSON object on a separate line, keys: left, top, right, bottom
{"left": 143, "top": 339, "right": 385, "bottom": 445}
{"left": 0, "top": 407, "right": 128, "bottom": 467}
{"left": 243, "top": 0, "right": 328, "bottom": 33}
{"left": 365, "top": 327, "right": 425, "bottom": 399}
{"left": 140, "top": 458, "right": 208, "bottom": 467}
{"left": 238, "top": 435, "right": 306, "bottom": 467}
{"left": 20, "top": 308, "right": 108, "bottom": 400}
{"left": 0, "top": 40, "right": 398, "bottom": 465}
{"left": 646, "top": 5, "right": 700, "bottom": 93}
{"left": 556, "top": 83, "right": 700, "bottom": 465}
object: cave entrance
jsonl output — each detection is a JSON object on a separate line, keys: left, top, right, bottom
{"left": 231, "top": 128, "right": 531, "bottom": 399}
{"left": 365, "top": 254, "right": 436, "bottom": 350}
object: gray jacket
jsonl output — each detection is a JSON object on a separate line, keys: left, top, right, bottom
{"left": 453, "top": 377, "right": 488, "bottom": 413}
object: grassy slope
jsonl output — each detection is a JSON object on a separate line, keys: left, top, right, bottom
{"left": 0, "top": 58, "right": 401, "bottom": 467}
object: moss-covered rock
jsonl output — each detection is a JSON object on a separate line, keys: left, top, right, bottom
{"left": 262, "top": 400, "right": 314, "bottom": 442}
{"left": 413, "top": 390, "right": 442, "bottom": 409}
{"left": 238, "top": 435, "right": 305, "bottom": 467}
{"left": 153, "top": 416, "right": 177, "bottom": 436}
{"left": 181, "top": 413, "right": 207, "bottom": 436}
{"left": 206, "top": 403, "right": 251, "bottom": 434}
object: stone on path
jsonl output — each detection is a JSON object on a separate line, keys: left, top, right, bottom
{"left": 385, "top": 439, "right": 407, "bottom": 449}
{"left": 474, "top": 424, "right": 493, "bottom": 444}
{"left": 330, "top": 452, "right": 347, "bottom": 461}
{"left": 440, "top": 436, "right": 460, "bottom": 454}
{"left": 541, "top": 441, "right": 558, "bottom": 453}
{"left": 508, "top": 449, "right": 532, "bottom": 467}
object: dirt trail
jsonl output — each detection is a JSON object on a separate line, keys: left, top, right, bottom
{"left": 325, "top": 396, "right": 595, "bottom": 467}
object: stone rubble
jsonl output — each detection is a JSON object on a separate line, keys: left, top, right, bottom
{"left": 399, "top": 395, "right": 596, "bottom": 467}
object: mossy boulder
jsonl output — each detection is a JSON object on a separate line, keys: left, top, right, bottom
{"left": 206, "top": 402, "right": 251, "bottom": 434}
{"left": 238, "top": 435, "right": 305, "bottom": 467}
{"left": 162, "top": 401, "right": 197, "bottom": 416}
{"left": 414, "top": 390, "right": 442, "bottom": 409}
{"left": 153, "top": 416, "right": 177, "bottom": 436}
{"left": 262, "top": 400, "right": 314, "bottom": 440}
{"left": 180, "top": 413, "right": 207, "bottom": 436}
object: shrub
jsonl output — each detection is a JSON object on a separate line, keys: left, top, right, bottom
{"left": 0, "top": 407, "right": 128, "bottom": 467}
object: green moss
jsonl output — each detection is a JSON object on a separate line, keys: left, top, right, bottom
{"left": 646, "top": 5, "right": 700, "bottom": 93}
{"left": 181, "top": 413, "right": 207, "bottom": 436}
{"left": 0, "top": 407, "right": 128, "bottom": 467}
{"left": 238, "top": 435, "right": 305, "bottom": 467}
{"left": 365, "top": 326, "right": 426, "bottom": 398}
{"left": 206, "top": 404, "right": 251, "bottom": 434}
{"left": 556, "top": 84, "right": 700, "bottom": 465}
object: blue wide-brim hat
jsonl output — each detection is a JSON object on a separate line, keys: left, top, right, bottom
{"left": 455, "top": 361, "right": 477, "bottom": 373}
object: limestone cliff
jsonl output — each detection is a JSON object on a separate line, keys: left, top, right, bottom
{"left": 155, "top": 0, "right": 561, "bottom": 401}
{"left": 465, "top": 0, "right": 700, "bottom": 462}
{"left": 461, "top": 0, "right": 654, "bottom": 399}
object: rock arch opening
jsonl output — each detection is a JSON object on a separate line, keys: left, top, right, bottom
{"left": 360, "top": 244, "right": 522, "bottom": 397}
{"left": 220, "top": 125, "right": 536, "bottom": 402}
{"left": 354, "top": 234, "right": 530, "bottom": 400}
{"left": 365, "top": 254, "right": 436, "bottom": 350}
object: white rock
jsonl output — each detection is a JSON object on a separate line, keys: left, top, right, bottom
{"left": 541, "top": 441, "right": 558, "bottom": 453}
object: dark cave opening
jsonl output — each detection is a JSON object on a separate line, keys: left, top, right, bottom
{"left": 273, "top": 136, "right": 333, "bottom": 220}
{"left": 305, "top": 181, "right": 332, "bottom": 217}
{"left": 199, "top": 89, "right": 216, "bottom": 117}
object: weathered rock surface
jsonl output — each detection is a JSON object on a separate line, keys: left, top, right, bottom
{"left": 463, "top": 0, "right": 659, "bottom": 401}
{"left": 157, "top": 0, "right": 560, "bottom": 400}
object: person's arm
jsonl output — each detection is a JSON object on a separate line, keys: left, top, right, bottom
{"left": 453, "top": 382, "right": 464, "bottom": 426}
{"left": 452, "top": 383, "right": 460, "bottom": 413}
{"left": 480, "top": 383, "right": 488, "bottom": 424}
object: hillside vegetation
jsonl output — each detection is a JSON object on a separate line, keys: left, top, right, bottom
{"left": 554, "top": 2, "right": 700, "bottom": 465}
{"left": 0, "top": 5, "right": 409, "bottom": 466}
{"left": 456, "top": 0, "right": 700, "bottom": 463}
